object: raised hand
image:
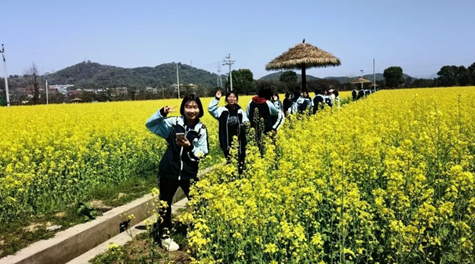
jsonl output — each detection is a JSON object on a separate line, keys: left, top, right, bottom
{"left": 163, "top": 105, "right": 177, "bottom": 114}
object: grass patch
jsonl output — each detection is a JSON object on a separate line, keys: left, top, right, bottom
{"left": 0, "top": 172, "right": 157, "bottom": 258}
{"left": 91, "top": 217, "right": 191, "bottom": 264}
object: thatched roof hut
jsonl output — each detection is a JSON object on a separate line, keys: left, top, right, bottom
{"left": 266, "top": 41, "right": 341, "bottom": 90}
{"left": 70, "top": 98, "right": 83, "bottom": 103}
{"left": 351, "top": 77, "right": 371, "bottom": 89}
{"left": 351, "top": 77, "right": 371, "bottom": 84}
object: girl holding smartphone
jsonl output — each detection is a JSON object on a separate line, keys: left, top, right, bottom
{"left": 145, "top": 93, "right": 208, "bottom": 251}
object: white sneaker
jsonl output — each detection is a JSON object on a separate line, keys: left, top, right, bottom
{"left": 161, "top": 238, "right": 180, "bottom": 251}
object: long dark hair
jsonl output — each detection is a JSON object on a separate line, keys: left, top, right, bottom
{"left": 180, "top": 93, "right": 204, "bottom": 118}
{"left": 258, "top": 85, "right": 273, "bottom": 100}
{"left": 293, "top": 90, "right": 301, "bottom": 102}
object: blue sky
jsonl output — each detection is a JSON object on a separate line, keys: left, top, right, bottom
{"left": 1, "top": 0, "right": 474, "bottom": 79}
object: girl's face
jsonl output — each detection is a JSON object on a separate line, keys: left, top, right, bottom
{"left": 184, "top": 100, "right": 200, "bottom": 120}
{"left": 273, "top": 95, "right": 278, "bottom": 101}
{"left": 227, "top": 93, "right": 238, "bottom": 105}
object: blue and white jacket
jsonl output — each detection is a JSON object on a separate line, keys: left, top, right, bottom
{"left": 246, "top": 96, "right": 284, "bottom": 132}
{"left": 208, "top": 98, "right": 249, "bottom": 154}
{"left": 146, "top": 108, "right": 209, "bottom": 180}
{"left": 291, "top": 96, "right": 311, "bottom": 114}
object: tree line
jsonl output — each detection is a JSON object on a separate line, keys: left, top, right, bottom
{"left": 383, "top": 62, "right": 475, "bottom": 89}
{"left": 2, "top": 61, "right": 475, "bottom": 106}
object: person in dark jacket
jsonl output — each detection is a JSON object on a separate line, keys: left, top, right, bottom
{"left": 312, "top": 88, "right": 325, "bottom": 114}
{"left": 283, "top": 91, "right": 293, "bottom": 116}
{"left": 246, "top": 85, "right": 284, "bottom": 155}
{"left": 352, "top": 87, "right": 358, "bottom": 101}
{"left": 358, "top": 88, "right": 365, "bottom": 99}
{"left": 208, "top": 90, "right": 249, "bottom": 173}
{"left": 291, "top": 90, "right": 311, "bottom": 114}
{"left": 145, "top": 93, "right": 208, "bottom": 251}
{"left": 247, "top": 85, "right": 284, "bottom": 133}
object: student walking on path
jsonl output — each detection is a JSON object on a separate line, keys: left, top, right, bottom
{"left": 208, "top": 90, "right": 249, "bottom": 173}
{"left": 246, "top": 85, "right": 284, "bottom": 155}
{"left": 145, "top": 93, "right": 209, "bottom": 251}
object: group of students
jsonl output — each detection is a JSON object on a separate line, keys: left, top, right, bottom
{"left": 144, "top": 84, "right": 354, "bottom": 251}
{"left": 145, "top": 85, "right": 283, "bottom": 251}
{"left": 274, "top": 88, "right": 341, "bottom": 115}
{"left": 352, "top": 87, "right": 377, "bottom": 101}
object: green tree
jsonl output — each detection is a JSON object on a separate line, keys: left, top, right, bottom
{"left": 467, "top": 62, "right": 475, "bottom": 85}
{"left": 383, "top": 66, "right": 405, "bottom": 88}
{"left": 437, "top": 65, "right": 458, "bottom": 87}
{"left": 279, "top": 71, "right": 298, "bottom": 83}
{"left": 227, "top": 69, "right": 255, "bottom": 95}
{"left": 457, "top": 66, "right": 472, "bottom": 86}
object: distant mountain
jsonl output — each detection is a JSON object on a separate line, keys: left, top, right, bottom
{"left": 259, "top": 72, "right": 320, "bottom": 81}
{"left": 46, "top": 61, "right": 222, "bottom": 88}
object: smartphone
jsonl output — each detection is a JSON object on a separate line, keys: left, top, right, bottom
{"left": 176, "top": 133, "right": 185, "bottom": 140}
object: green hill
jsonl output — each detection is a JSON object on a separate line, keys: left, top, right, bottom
{"left": 46, "top": 61, "right": 222, "bottom": 88}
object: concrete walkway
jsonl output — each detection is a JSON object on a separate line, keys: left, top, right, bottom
{"left": 0, "top": 163, "right": 220, "bottom": 264}
{"left": 66, "top": 198, "right": 189, "bottom": 264}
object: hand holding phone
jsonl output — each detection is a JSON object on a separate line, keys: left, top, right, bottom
{"left": 176, "top": 133, "right": 190, "bottom": 147}
{"left": 176, "top": 133, "right": 185, "bottom": 141}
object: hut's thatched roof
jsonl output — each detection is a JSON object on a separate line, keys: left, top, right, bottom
{"left": 351, "top": 77, "right": 371, "bottom": 84}
{"left": 266, "top": 43, "right": 341, "bottom": 70}
{"left": 370, "top": 83, "right": 378, "bottom": 87}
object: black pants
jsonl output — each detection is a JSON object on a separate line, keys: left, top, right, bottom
{"left": 154, "top": 176, "right": 195, "bottom": 239}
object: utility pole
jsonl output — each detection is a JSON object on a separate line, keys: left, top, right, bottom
{"left": 217, "top": 65, "right": 223, "bottom": 87}
{"left": 360, "top": 70, "right": 364, "bottom": 89}
{"left": 373, "top": 58, "right": 376, "bottom": 89}
{"left": 176, "top": 63, "right": 180, "bottom": 98}
{"left": 1, "top": 44, "right": 10, "bottom": 107}
{"left": 223, "top": 54, "right": 235, "bottom": 91}
{"left": 45, "top": 72, "right": 49, "bottom": 104}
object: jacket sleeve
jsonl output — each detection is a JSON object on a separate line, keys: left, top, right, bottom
{"left": 267, "top": 101, "right": 284, "bottom": 130}
{"left": 246, "top": 100, "right": 252, "bottom": 118}
{"left": 240, "top": 109, "right": 249, "bottom": 123}
{"left": 145, "top": 108, "right": 177, "bottom": 139}
{"left": 208, "top": 98, "right": 222, "bottom": 120}
{"left": 187, "top": 126, "right": 209, "bottom": 162}
{"left": 291, "top": 101, "right": 297, "bottom": 114}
